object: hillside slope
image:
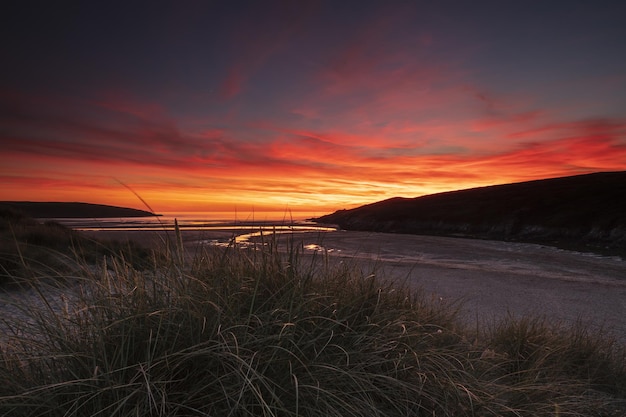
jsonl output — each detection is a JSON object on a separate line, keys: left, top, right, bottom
{"left": 314, "top": 171, "right": 626, "bottom": 254}
{"left": 0, "top": 202, "right": 158, "bottom": 218}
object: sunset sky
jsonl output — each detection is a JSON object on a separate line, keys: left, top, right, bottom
{"left": 2, "top": 1, "right": 625, "bottom": 215}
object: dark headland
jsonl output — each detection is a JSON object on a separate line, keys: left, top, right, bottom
{"left": 0, "top": 201, "right": 159, "bottom": 218}
{"left": 313, "top": 171, "right": 626, "bottom": 256}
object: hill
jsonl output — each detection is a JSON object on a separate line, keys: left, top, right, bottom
{"left": 0, "top": 201, "right": 158, "bottom": 218}
{"left": 314, "top": 171, "right": 626, "bottom": 255}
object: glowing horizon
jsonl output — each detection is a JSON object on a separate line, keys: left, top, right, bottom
{"left": 2, "top": 2, "right": 625, "bottom": 215}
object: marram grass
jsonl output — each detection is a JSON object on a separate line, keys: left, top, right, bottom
{"left": 0, "top": 230, "right": 625, "bottom": 416}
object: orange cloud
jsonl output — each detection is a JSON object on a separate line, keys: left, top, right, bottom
{"left": 2, "top": 2, "right": 625, "bottom": 217}
{"left": 2, "top": 71, "right": 625, "bottom": 214}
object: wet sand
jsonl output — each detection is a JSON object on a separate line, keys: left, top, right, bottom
{"left": 85, "top": 229, "right": 626, "bottom": 342}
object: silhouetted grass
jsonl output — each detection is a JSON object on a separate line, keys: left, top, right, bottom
{"left": 0, "top": 220, "right": 625, "bottom": 416}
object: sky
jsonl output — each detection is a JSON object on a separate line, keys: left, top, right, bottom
{"left": 1, "top": 1, "right": 625, "bottom": 215}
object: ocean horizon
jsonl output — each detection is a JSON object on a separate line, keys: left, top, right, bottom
{"left": 50, "top": 211, "right": 335, "bottom": 233}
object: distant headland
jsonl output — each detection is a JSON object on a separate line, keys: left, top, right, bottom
{"left": 0, "top": 202, "right": 159, "bottom": 218}
{"left": 313, "top": 171, "right": 626, "bottom": 256}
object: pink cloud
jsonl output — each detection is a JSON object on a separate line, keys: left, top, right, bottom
{"left": 218, "top": 68, "right": 245, "bottom": 100}
{"left": 213, "top": 3, "right": 315, "bottom": 102}
{"left": 2, "top": 75, "right": 625, "bottom": 212}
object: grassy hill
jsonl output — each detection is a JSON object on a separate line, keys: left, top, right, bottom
{"left": 314, "top": 171, "right": 626, "bottom": 255}
{"left": 0, "top": 208, "right": 155, "bottom": 284}
{"left": 0, "top": 201, "right": 158, "bottom": 218}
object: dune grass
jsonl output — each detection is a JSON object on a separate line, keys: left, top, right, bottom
{"left": 0, "top": 208, "right": 154, "bottom": 286}
{"left": 0, "top": 221, "right": 625, "bottom": 416}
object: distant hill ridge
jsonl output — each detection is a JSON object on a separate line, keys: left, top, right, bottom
{"left": 0, "top": 202, "right": 158, "bottom": 218}
{"left": 314, "top": 171, "right": 626, "bottom": 254}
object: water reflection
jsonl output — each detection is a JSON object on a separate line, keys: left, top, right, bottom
{"left": 197, "top": 226, "right": 337, "bottom": 250}
{"left": 50, "top": 215, "right": 335, "bottom": 233}
{"left": 303, "top": 243, "right": 337, "bottom": 253}
{"left": 234, "top": 226, "right": 336, "bottom": 244}
{"left": 50, "top": 216, "right": 339, "bottom": 250}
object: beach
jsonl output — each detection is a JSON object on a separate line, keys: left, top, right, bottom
{"left": 2, "top": 225, "right": 625, "bottom": 416}
{"left": 83, "top": 228, "right": 626, "bottom": 343}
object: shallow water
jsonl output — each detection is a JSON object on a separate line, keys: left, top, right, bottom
{"left": 49, "top": 213, "right": 322, "bottom": 232}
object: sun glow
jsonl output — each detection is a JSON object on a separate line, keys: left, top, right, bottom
{"left": 2, "top": 3, "right": 625, "bottom": 213}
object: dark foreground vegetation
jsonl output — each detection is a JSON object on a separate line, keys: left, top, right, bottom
{"left": 0, "top": 208, "right": 153, "bottom": 284}
{"left": 315, "top": 171, "right": 626, "bottom": 257}
{"left": 1, "top": 213, "right": 625, "bottom": 416}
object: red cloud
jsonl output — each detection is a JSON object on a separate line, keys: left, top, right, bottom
{"left": 2, "top": 82, "right": 625, "bottom": 213}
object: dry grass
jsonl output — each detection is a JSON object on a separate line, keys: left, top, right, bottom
{"left": 0, "top": 218, "right": 625, "bottom": 416}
